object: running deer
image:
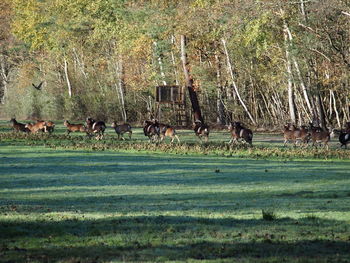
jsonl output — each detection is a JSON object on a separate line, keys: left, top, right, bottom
{"left": 111, "top": 122, "right": 132, "bottom": 140}
{"left": 10, "top": 118, "right": 30, "bottom": 133}
{"left": 64, "top": 120, "right": 87, "bottom": 134}
{"left": 290, "top": 124, "right": 310, "bottom": 146}
{"left": 45, "top": 121, "right": 55, "bottom": 133}
{"left": 309, "top": 124, "right": 332, "bottom": 149}
{"left": 86, "top": 117, "right": 106, "bottom": 140}
{"left": 338, "top": 131, "right": 350, "bottom": 148}
{"left": 159, "top": 123, "right": 180, "bottom": 143}
{"left": 143, "top": 119, "right": 160, "bottom": 143}
{"left": 193, "top": 120, "right": 209, "bottom": 142}
{"left": 283, "top": 123, "right": 295, "bottom": 146}
{"left": 228, "top": 121, "right": 253, "bottom": 145}
{"left": 25, "top": 120, "right": 47, "bottom": 133}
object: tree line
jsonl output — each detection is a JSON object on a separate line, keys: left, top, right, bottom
{"left": 0, "top": 0, "right": 349, "bottom": 129}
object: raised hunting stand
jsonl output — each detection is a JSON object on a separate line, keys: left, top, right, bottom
{"left": 155, "top": 85, "right": 189, "bottom": 127}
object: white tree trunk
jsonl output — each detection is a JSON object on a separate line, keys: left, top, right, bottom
{"left": 153, "top": 41, "right": 167, "bottom": 86}
{"left": 115, "top": 58, "right": 127, "bottom": 122}
{"left": 283, "top": 22, "right": 297, "bottom": 123}
{"left": 64, "top": 58, "right": 72, "bottom": 98}
{"left": 221, "top": 38, "right": 256, "bottom": 125}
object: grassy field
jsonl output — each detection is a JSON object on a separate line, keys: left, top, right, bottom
{"left": 1, "top": 120, "right": 350, "bottom": 262}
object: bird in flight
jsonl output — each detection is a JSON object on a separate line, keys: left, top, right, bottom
{"left": 32, "top": 81, "right": 43, "bottom": 90}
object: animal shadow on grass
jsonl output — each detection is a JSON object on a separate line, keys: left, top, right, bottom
{"left": 1, "top": 216, "right": 349, "bottom": 262}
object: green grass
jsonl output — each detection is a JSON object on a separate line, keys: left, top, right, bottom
{"left": 0, "top": 120, "right": 350, "bottom": 262}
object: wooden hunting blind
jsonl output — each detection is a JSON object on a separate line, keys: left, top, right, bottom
{"left": 156, "top": 85, "right": 181, "bottom": 103}
{"left": 155, "top": 85, "right": 188, "bottom": 126}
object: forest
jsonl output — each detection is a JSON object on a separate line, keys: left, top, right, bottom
{"left": 0, "top": 0, "right": 349, "bottom": 129}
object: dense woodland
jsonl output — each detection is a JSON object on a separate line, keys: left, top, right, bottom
{"left": 0, "top": 0, "right": 349, "bottom": 129}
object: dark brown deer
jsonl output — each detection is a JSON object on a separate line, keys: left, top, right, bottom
{"left": 309, "top": 124, "right": 331, "bottom": 149}
{"left": 159, "top": 123, "right": 180, "bottom": 143}
{"left": 345, "top": 122, "right": 350, "bottom": 133}
{"left": 25, "top": 120, "right": 47, "bottom": 133}
{"left": 64, "top": 120, "right": 87, "bottom": 134}
{"left": 228, "top": 121, "right": 253, "bottom": 145}
{"left": 86, "top": 117, "right": 106, "bottom": 140}
{"left": 291, "top": 125, "right": 310, "bottom": 146}
{"left": 111, "top": 122, "right": 132, "bottom": 140}
{"left": 10, "top": 118, "right": 30, "bottom": 133}
{"left": 193, "top": 120, "right": 209, "bottom": 142}
{"left": 338, "top": 131, "right": 350, "bottom": 148}
{"left": 45, "top": 121, "right": 55, "bottom": 133}
{"left": 143, "top": 120, "right": 160, "bottom": 142}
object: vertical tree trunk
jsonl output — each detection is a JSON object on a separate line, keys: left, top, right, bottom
{"left": 283, "top": 22, "right": 297, "bottom": 124}
{"left": 115, "top": 58, "right": 127, "bottom": 122}
{"left": 171, "top": 35, "right": 179, "bottom": 85}
{"left": 64, "top": 58, "right": 72, "bottom": 98}
{"left": 0, "top": 55, "right": 9, "bottom": 104}
{"left": 221, "top": 38, "right": 256, "bottom": 125}
{"left": 153, "top": 41, "right": 167, "bottom": 86}
{"left": 330, "top": 90, "right": 341, "bottom": 127}
{"left": 215, "top": 53, "right": 226, "bottom": 125}
{"left": 316, "top": 86, "right": 326, "bottom": 128}
{"left": 180, "top": 35, "right": 204, "bottom": 123}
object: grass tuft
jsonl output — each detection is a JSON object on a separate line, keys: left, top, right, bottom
{"left": 262, "top": 209, "right": 277, "bottom": 221}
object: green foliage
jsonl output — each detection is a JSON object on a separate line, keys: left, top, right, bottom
{"left": 3, "top": 0, "right": 350, "bottom": 126}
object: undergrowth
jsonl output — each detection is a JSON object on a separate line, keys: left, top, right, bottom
{"left": 0, "top": 132, "right": 349, "bottom": 159}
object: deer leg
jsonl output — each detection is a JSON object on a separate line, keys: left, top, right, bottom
{"left": 175, "top": 135, "right": 180, "bottom": 143}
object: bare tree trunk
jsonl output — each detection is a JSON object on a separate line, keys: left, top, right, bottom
{"left": 154, "top": 41, "right": 167, "bottom": 86}
{"left": 330, "top": 90, "right": 341, "bottom": 127}
{"left": 221, "top": 38, "right": 256, "bottom": 125}
{"left": 283, "top": 22, "right": 297, "bottom": 124}
{"left": 292, "top": 59, "right": 312, "bottom": 118}
{"left": 171, "top": 35, "right": 179, "bottom": 85}
{"left": 215, "top": 53, "right": 226, "bottom": 125}
{"left": 180, "top": 35, "right": 204, "bottom": 123}
{"left": 314, "top": 82, "right": 327, "bottom": 128}
{"left": 115, "top": 58, "right": 127, "bottom": 122}
{"left": 72, "top": 48, "right": 88, "bottom": 79}
{"left": 0, "top": 55, "right": 9, "bottom": 104}
{"left": 64, "top": 58, "right": 72, "bottom": 98}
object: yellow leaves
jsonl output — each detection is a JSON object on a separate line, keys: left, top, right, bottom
{"left": 11, "top": 0, "right": 49, "bottom": 50}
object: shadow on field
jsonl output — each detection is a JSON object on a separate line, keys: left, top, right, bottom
{"left": 4, "top": 188, "right": 350, "bottom": 214}
{"left": 1, "top": 153, "right": 347, "bottom": 189}
{"left": 1, "top": 216, "right": 349, "bottom": 262}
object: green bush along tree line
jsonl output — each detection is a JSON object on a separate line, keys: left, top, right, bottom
{"left": 0, "top": 0, "right": 349, "bottom": 128}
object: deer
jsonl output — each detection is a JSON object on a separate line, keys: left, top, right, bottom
{"left": 193, "top": 120, "right": 209, "bottom": 142}
{"left": 291, "top": 124, "right": 311, "bottom": 146}
{"left": 10, "top": 118, "right": 30, "bottom": 133}
{"left": 159, "top": 123, "right": 180, "bottom": 143}
{"left": 64, "top": 120, "right": 87, "bottom": 134}
{"left": 86, "top": 117, "right": 106, "bottom": 140}
{"left": 143, "top": 119, "right": 160, "bottom": 143}
{"left": 345, "top": 122, "right": 350, "bottom": 133}
{"left": 309, "top": 124, "right": 332, "bottom": 149}
{"left": 111, "top": 122, "right": 132, "bottom": 140}
{"left": 283, "top": 123, "right": 296, "bottom": 146}
{"left": 228, "top": 121, "right": 253, "bottom": 145}
{"left": 45, "top": 121, "right": 55, "bottom": 133}
{"left": 338, "top": 131, "right": 350, "bottom": 148}
{"left": 25, "top": 120, "right": 47, "bottom": 133}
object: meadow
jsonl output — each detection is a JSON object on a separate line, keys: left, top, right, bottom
{"left": 0, "top": 120, "right": 350, "bottom": 262}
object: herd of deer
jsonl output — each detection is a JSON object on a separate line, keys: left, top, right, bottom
{"left": 9, "top": 118, "right": 350, "bottom": 148}
{"left": 283, "top": 122, "right": 350, "bottom": 149}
